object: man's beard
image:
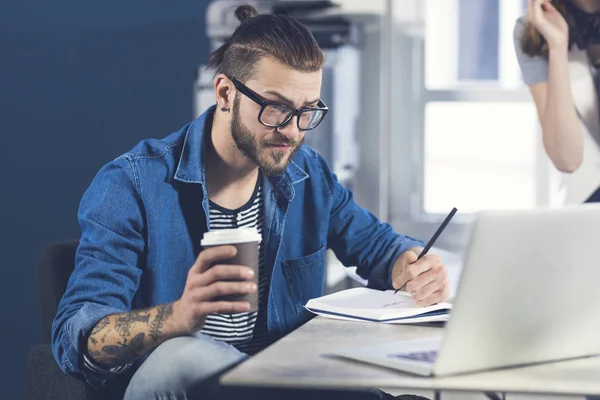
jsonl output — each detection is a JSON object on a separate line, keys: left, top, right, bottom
{"left": 230, "top": 98, "right": 303, "bottom": 176}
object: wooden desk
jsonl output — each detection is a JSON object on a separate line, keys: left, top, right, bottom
{"left": 221, "top": 316, "right": 600, "bottom": 397}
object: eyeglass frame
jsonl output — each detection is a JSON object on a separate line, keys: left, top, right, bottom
{"left": 228, "top": 76, "right": 329, "bottom": 131}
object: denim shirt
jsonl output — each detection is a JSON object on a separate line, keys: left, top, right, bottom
{"left": 51, "top": 106, "right": 424, "bottom": 387}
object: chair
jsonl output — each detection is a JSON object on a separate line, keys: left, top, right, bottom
{"left": 27, "top": 240, "right": 128, "bottom": 400}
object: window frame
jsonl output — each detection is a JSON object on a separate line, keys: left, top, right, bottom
{"left": 383, "top": 0, "right": 556, "bottom": 250}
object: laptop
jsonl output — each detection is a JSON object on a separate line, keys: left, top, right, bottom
{"left": 328, "top": 204, "right": 600, "bottom": 377}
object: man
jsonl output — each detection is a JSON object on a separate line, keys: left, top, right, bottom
{"left": 52, "top": 5, "right": 449, "bottom": 400}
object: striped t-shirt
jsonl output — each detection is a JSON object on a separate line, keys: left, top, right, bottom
{"left": 200, "top": 178, "right": 272, "bottom": 355}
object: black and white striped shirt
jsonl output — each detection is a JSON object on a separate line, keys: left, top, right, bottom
{"left": 200, "top": 179, "right": 272, "bottom": 355}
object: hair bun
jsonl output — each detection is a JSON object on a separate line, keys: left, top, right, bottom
{"left": 235, "top": 4, "right": 259, "bottom": 23}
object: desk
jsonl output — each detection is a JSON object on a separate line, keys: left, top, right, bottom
{"left": 221, "top": 316, "right": 600, "bottom": 397}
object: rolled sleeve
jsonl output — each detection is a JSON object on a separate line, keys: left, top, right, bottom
{"left": 513, "top": 17, "right": 549, "bottom": 86}
{"left": 51, "top": 156, "right": 145, "bottom": 388}
{"left": 321, "top": 155, "right": 425, "bottom": 290}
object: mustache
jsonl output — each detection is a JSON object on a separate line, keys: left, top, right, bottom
{"left": 263, "top": 137, "right": 299, "bottom": 146}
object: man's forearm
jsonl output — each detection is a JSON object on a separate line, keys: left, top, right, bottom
{"left": 86, "top": 302, "right": 184, "bottom": 368}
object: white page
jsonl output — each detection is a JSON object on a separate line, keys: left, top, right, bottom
{"left": 308, "top": 310, "right": 449, "bottom": 324}
{"left": 305, "top": 287, "right": 452, "bottom": 322}
{"left": 320, "top": 288, "right": 417, "bottom": 309}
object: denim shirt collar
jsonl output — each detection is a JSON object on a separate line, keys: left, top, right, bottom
{"left": 173, "top": 105, "right": 309, "bottom": 201}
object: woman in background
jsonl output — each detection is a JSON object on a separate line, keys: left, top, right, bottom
{"left": 516, "top": 4, "right": 600, "bottom": 399}
{"left": 514, "top": 0, "right": 600, "bottom": 204}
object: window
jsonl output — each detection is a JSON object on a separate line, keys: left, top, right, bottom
{"left": 425, "top": 0, "right": 526, "bottom": 88}
{"left": 424, "top": 101, "right": 538, "bottom": 213}
{"left": 415, "top": 0, "right": 547, "bottom": 216}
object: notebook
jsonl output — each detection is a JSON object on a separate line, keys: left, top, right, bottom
{"left": 304, "top": 287, "right": 452, "bottom": 324}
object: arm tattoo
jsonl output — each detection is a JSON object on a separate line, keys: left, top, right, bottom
{"left": 91, "top": 317, "right": 110, "bottom": 335}
{"left": 87, "top": 305, "right": 175, "bottom": 367}
{"left": 101, "top": 332, "right": 146, "bottom": 364}
{"left": 114, "top": 311, "right": 151, "bottom": 337}
{"left": 148, "top": 303, "right": 173, "bottom": 346}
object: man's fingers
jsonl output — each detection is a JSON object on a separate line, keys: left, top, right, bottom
{"left": 411, "top": 277, "right": 447, "bottom": 304}
{"left": 405, "top": 266, "right": 438, "bottom": 293}
{"left": 404, "top": 254, "right": 440, "bottom": 281}
{"left": 418, "top": 287, "right": 449, "bottom": 307}
{"left": 194, "top": 281, "right": 257, "bottom": 302}
{"left": 401, "top": 252, "right": 449, "bottom": 306}
{"left": 191, "top": 245, "right": 237, "bottom": 273}
{"left": 188, "top": 264, "right": 254, "bottom": 288}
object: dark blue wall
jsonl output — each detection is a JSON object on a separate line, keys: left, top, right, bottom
{"left": 0, "top": 1, "right": 210, "bottom": 397}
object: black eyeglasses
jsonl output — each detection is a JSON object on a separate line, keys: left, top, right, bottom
{"left": 229, "top": 77, "right": 329, "bottom": 131}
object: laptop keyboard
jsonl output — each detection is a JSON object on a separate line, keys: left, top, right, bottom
{"left": 387, "top": 350, "right": 438, "bottom": 363}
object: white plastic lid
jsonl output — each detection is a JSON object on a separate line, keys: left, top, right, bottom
{"left": 201, "top": 227, "right": 262, "bottom": 246}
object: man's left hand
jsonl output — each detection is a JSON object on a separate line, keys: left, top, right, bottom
{"left": 391, "top": 247, "right": 450, "bottom": 306}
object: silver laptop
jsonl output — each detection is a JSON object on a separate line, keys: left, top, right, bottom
{"left": 329, "top": 204, "right": 600, "bottom": 376}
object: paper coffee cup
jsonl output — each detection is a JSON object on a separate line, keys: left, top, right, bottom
{"left": 201, "top": 228, "right": 261, "bottom": 312}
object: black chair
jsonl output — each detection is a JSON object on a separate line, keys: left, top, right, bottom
{"left": 27, "top": 240, "right": 128, "bottom": 400}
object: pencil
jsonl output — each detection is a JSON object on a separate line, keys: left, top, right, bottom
{"left": 394, "top": 207, "right": 457, "bottom": 294}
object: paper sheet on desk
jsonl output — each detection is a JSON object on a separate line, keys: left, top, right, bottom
{"left": 305, "top": 287, "right": 451, "bottom": 324}
{"left": 311, "top": 312, "right": 449, "bottom": 324}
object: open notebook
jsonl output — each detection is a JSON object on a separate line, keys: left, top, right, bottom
{"left": 305, "top": 287, "right": 452, "bottom": 324}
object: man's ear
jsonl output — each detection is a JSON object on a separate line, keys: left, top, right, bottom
{"left": 214, "top": 74, "right": 233, "bottom": 112}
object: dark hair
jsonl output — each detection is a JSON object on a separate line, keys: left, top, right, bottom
{"left": 207, "top": 4, "right": 325, "bottom": 82}
{"left": 520, "top": 0, "right": 572, "bottom": 57}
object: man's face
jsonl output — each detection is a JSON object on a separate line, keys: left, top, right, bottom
{"left": 230, "top": 57, "right": 322, "bottom": 176}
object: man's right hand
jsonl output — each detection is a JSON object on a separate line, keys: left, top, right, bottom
{"left": 172, "top": 245, "right": 257, "bottom": 335}
{"left": 85, "top": 246, "right": 255, "bottom": 368}
{"left": 526, "top": 0, "right": 569, "bottom": 50}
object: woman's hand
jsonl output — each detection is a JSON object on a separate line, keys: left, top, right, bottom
{"left": 526, "top": 0, "right": 569, "bottom": 50}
